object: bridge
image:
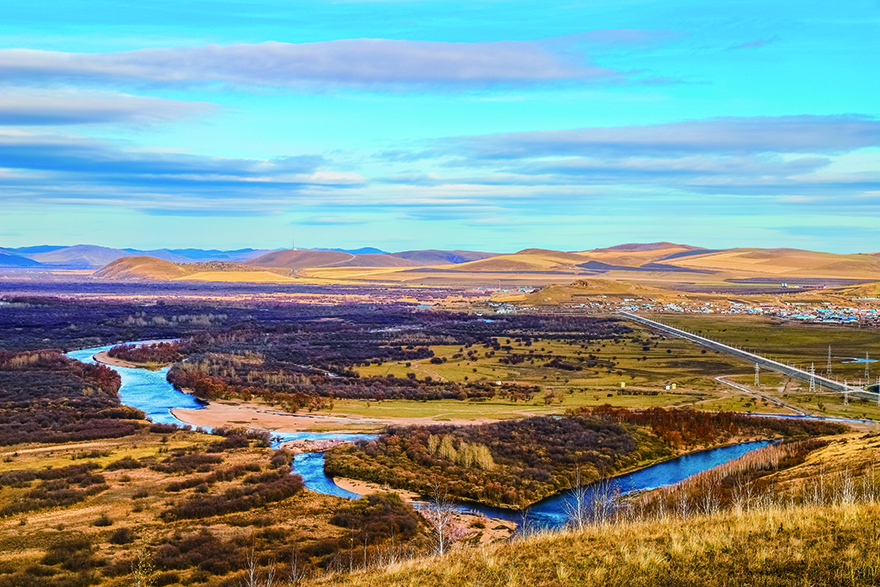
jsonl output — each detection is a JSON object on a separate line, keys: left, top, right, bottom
{"left": 618, "top": 311, "right": 867, "bottom": 396}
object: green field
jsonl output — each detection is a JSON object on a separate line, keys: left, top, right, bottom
{"left": 658, "top": 314, "right": 880, "bottom": 383}
{"left": 345, "top": 314, "right": 880, "bottom": 423}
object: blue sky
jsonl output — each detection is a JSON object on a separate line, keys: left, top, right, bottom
{"left": 1, "top": 0, "right": 878, "bottom": 252}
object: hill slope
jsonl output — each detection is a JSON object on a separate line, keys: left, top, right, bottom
{"left": 248, "top": 249, "right": 423, "bottom": 269}
{"left": 673, "top": 248, "right": 880, "bottom": 278}
{"left": 92, "top": 256, "right": 198, "bottom": 280}
{"left": 0, "top": 251, "right": 42, "bottom": 267}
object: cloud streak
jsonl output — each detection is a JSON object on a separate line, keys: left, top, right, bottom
{"left": 433, "top": 116, "right": 880, "bottom": 159}
{"left": 0, "top": 39, "right": 619, "bottom": 90}
{"left": 373, "top": 116, "right": 880, "bottom": 198}
{"left": 0, "top": 90, "right": 215, "bottom": 125}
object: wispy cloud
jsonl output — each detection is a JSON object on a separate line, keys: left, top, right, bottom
{"left": 0, "top": 130, "right": 364, "bottom": 213}
{"left": 432, "top": 116, "right": 880, "bottom": 159}
{"left": 729, "top": 36, "right": 781, "bottom": 50}
{"left": 372, "top": 115, "right": 880, "bottom": 198}
{"left": 0, "top": 39, "right": 620, "bottom": 90}
{"left": 0, "top": 89, "right": 215, "bottom": 126}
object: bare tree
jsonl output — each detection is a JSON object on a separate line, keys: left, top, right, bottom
{"left": 564, "top": 465, "right": 590, "bottom": 531}
{"left": 288, "top": 549, "right": 308, "bottom": 587}
{"left": 243, "top": 536, "right": 276, "bottom": 587}
{"left": 423, "top": 482, "right": 468, "bottom": 556}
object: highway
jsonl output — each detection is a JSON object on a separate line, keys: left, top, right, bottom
{"left": 618, "top": 311, "right": 855, "bottom": 394}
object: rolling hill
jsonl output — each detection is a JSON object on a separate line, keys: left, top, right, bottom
{"left": 93, "top": 257, "right": 294, "bottom": 282}
{"left": 247, "top": 249, "right": 424, "bottom": 270}
{"left": 670, "top": 248, "right": 880, "bottom": 278}
{"left": 393, "top": 249, "right": 499, "bottom": 264}
{"left": 46, "top": 243, "right": 880, "bottom": 288}
{"left": 0, "top": 251, "right": 42, "bottom": 267}
{"left": 92, "top": 257, "right": 200, "bottom": 280}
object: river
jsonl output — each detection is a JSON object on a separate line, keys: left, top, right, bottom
{"left": 67, "top": 342, "right": 784, "bottom": 528}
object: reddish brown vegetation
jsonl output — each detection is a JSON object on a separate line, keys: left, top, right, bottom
{"left": 0, "top": 350, "right": 142, "bottom": 445}
{"left": 108, "top": 341, "right": 181, "bottom": 364}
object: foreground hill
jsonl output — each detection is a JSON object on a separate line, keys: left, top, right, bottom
{"left": 319, "top": 432, "right": 880, "bottom": 587}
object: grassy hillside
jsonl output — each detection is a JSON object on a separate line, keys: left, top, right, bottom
{"left": 315, "top": 502, "right": 880, "bottom": 587}
{"left": 316, "top": 432, "right": 880, "bottom": 587}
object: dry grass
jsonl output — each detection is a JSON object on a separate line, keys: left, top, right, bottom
{"left": 174, "top": 271, "right": 299, "bottom": 283}
{"left": 313, "top": 502, "right": 880, "bottom": 587}
{"left": 314, "top": 433, "right": 880, "bottom": 587}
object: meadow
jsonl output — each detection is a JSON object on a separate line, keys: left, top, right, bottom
{"left": 0, "top": 427, "right": 430, "bottom": 587}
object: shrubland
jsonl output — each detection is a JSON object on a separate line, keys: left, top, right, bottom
{"left": 0, "top": 349, "right": 142, "bottom": 445}
{"left": 0, "top": 428, "right": 430, "bottom": 587}
{"left": 324, "top": 408, "right": 846, "bottom": 508}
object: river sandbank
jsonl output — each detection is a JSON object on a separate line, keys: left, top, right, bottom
{"left": 171, "top": 400, "right": 502, "bottom": 433}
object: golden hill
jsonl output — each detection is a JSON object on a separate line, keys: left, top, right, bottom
{"left": 93, "top": 256, "right": 197, "bottom": 280}
{"left": 672, "top": 248, "right": 880, "bottom": 278}
{"left": 90, "top": 245, "right": 880, "bottom": 288}
{"left": 451, "top": 250, "right": 589, "bottom": 272}
{"left": 93, "top": 256, "right": 295, "bottom": 282}
{"left": 518, "top": 279, "right": 671, "bottom": 304}
{"left": 248, "top": 249, "right": 422, "bottom": 270}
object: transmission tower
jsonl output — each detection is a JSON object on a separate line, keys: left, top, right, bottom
{"left": 827, "top": 345, "right": 832, "bottom": 375}
{"left": 866, "top": 352, "right": 871, "bottom": 381}
{"left": 808, "top": 363, "right": 816, "bottom": 393}
{"left": 844, "top": 379, "right": 849, "bottom": 405}
{"left": 754, "top": 363, "right": 760, "bottom": 387}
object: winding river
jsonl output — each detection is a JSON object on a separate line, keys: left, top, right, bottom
{"left": 66, "top": 342, "right": 803, "bottom": 527}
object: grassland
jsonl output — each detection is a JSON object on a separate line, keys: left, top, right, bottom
{"left": 0, "top": 429, "right": 396, "bottom": 587}
{"left": 341, "top": 332, "right": 769, "bottom": 423}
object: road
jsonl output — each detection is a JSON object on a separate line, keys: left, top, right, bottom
{"left": 715, "top": 375, "right": 810, "bottom": 416}
{"left": 618, "top": 311, "right": 854, "bottom": 393}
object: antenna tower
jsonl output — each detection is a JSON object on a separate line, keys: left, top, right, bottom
{"left": 754, "top": 363, "right": 760, "bottom": 387}
{"left": 827, "top": 346, "right": 832, "bottom": 375}
{"left": 808, "top": 363, "right": 816, "bottom": 393}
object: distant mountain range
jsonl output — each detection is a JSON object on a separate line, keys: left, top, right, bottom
{"left": 0, "top": 244, "right": 502, "bottom": 269}
{"left": 0, "top": 244, "right": 504, "bottom": 269}
{"left": 9, "top": 243, "right": 880, "bottom": 288}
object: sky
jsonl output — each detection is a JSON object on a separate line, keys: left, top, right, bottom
{"left": 1, "top": 0, "right": 878, "bottom": 253}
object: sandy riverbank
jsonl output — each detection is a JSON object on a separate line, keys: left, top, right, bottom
{"left": 93, "top": 351, "right": 141, "bottom": 369}
{"left": 171, "top": 401, "right": 501, "bottom": 433}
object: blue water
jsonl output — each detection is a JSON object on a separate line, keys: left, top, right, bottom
{"left": 66, "top": 342, "right": 777, "bottom": 527}
{"left": 66, "top": 343, "right": 205, "bottom": 427}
